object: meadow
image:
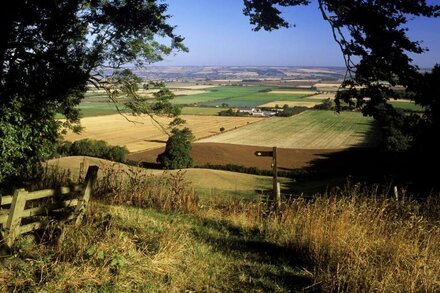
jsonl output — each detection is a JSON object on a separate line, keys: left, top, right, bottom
{"left": 198, "top": 110, "right": 377, "bottom": 149}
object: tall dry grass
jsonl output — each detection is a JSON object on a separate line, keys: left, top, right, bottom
{"left": 202, "top": 183, "right": 440, "bottom": 292}
{"left": 3, "top": 163, "right": 440, "bottom": 291}
{"left": 89, "top": 162, "right": 199, "bottom": 213}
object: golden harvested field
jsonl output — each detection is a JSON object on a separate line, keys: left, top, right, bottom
{"left": 307, "top": 93, "right": 336, "bottom": 100}
{"left": 259, "top": 100, "right": 321, "bottom": 108}
{"left": 313, "top": 83, "right": 341, "bottom": 88}
{"left": 172, "top": 89, "right": 209, "bottom": 95}
{"left": 269, "top": 90, "right": 318, "bottom": 95}
{"left": 63, "top": 114, "right": 264, "bottom": 152}
{"left": 198, "top": 110, "right": 376, "bottom": 149}
{"left": 170, "top": 85, "right": 219, "bottom": 90}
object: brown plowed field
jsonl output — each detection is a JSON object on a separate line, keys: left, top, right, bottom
{"left": 128, "top": 142, "right": 339, "bottom": 171}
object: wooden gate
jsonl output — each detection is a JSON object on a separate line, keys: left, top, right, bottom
{"left": 0, "top": 166, "right": 98, "bottom": 248}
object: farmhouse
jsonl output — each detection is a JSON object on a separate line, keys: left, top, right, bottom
{"left": 251, "top": 110, "right": 276, "bottom": 117}
{"left": 238, "top": 107, "right": 256, "bottom": 114}
{"left": 238, "top": 107, "right": 276, "bottom": 117}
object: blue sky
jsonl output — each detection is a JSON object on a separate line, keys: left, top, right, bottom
{"left": 157, "top": 0, "right": 440, "bottom": 68}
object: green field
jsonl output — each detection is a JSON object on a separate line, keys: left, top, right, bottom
{"left": 199, "top": 110, "right": 377, "bottom": 149}
{"left": 77, "top": 101, "right": 128, "bottom": 117}
{"left": 171, "top": 86, "right": 270, "bottom": 105}
{"left": 389, "top": 101, "right": 424, "bottom": 111}
{"left": 172, "top": 85, "right": 316, "bottom": 107}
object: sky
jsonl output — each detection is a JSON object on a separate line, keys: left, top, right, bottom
{"left": 156, "top": 0, "right": 440, "bottom": 68}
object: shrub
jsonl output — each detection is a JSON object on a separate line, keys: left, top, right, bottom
{"left": 57, "top": 139, "right": 128, "bottom": 163}
{"left": 218, "top": 109, "right": 249, "bottom": 116}
{"left": 275, "top": 106, "right": 308, "bottom": 117}
{"left": 107, "top": 146, "right": 130, "bottom": 162}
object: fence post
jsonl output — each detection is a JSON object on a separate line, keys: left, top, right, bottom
{"left": 276, "top": 182, "right": 281, "bottom": 208}
{"left": 75, "top": 166, "right": 99, "bottom": 226}
{"left": 4, "top": 189, "right": 28, "bottom": 247}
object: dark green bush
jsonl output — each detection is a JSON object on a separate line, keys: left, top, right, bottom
{"left": 157, "top": 128, "right": 194, "bottom": 169}
{"left": 276, "top": 106, "right": 308, "bottom": 117}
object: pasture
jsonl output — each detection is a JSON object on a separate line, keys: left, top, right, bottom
{"left": 198, "top": 110, "right": 377, "bottom": 149}
{"left": 63, "top": 114, "right": 264, "bottom": 152}
{"left": 76, "top": 101, "right": 128, "bottom": 117}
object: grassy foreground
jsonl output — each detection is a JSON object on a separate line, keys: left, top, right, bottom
{"left": 1, "top": 165, "right": 440, "bottom": 292}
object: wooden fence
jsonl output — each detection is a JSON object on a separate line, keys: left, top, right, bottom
{"left": 0, "top": 166, "right": 99, "bottom": 248}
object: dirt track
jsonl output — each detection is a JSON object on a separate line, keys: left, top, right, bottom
{"left": 128, "top": 142, "right": 340, "bottom": 171}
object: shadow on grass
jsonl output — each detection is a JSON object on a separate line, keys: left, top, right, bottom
{"left": 192, "top": 217, "right": 316, "bottom": 292}
{"left": 143, "top": 139, "right": 167, "bottom": 143}
{"left": 286, "top": 146, "right": 440, "bottom": 197}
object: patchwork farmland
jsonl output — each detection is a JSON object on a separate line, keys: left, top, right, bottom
{"left": 72, "top": 85, "right": 324, "bottom": 118}
{"left": 65, "top": 85, "right": 380, "bottom": 170}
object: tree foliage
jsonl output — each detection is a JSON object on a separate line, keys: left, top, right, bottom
{"left": 157, "top": 128, "right": 194, "bottom": 170}
{"left": 0, "top": 0, "right": 186, "bottom": 187}
{"left": 243, "top": 0, "right": 440, "bottom": 151}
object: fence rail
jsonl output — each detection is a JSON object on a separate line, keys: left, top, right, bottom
{"left": 0, "top": 166, "right": 98, "bottom": 248}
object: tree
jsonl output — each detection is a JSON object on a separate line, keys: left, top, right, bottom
{"left": 220, "top": 127, "right": 225, "bottom": 132}
{"left": 244, "top": 0, "right": 440, "bottom": 152}
{"left": 0, "top": 0, "right": 186, "bottom": 189}
{"left": 157, "top": 128, "right": 194, "bottom": 169}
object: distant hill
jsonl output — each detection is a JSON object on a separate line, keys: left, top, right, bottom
{"left": 103, "top": 66, "right": 346, "bottom": 81}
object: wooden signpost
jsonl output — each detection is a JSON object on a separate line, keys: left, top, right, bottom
{"left": 255, "top": 146, "right": 281, "bottom": 208}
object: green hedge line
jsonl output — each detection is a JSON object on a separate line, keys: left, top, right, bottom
{"left": 57, "top": 139, "right": 129, "bottom": 163}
